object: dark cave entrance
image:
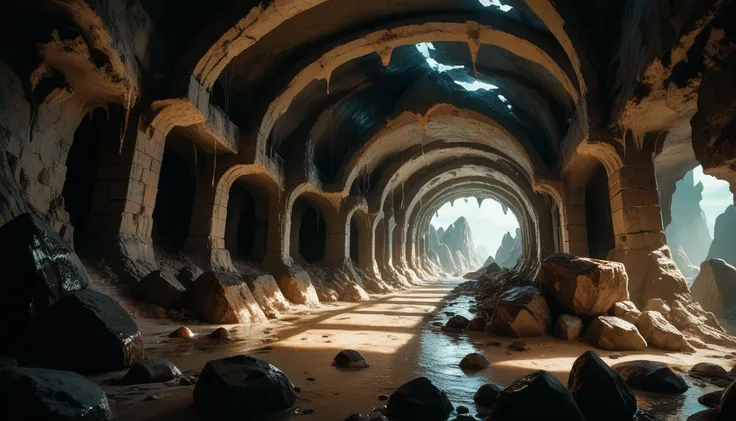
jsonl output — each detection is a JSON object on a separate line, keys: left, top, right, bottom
{"left": 224, "top": 179, "right": 269, "bottom": 264}
{"left": 350, "top": 216, "right": 359, "bottom": 263}
{"left": 293, "top": 198, "right": 326, "bottom": 263}
{"left": 585, "top": 163, "right": 615, "bottom": 259}
{"left": 152, "top": 145, "right": 195, "bottom": 252}
{"left": 375, "top": 218, "right": 387, "bottom": 267}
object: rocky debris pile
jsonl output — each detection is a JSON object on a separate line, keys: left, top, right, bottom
{"left": 121, "top": 359, "right": 182, "bottom": 384}
{"left": 189, "top": 271, "right": 267, "bottom": 324}
{"left": 0, "top": 367, "right": 115, "bottom": 420}
{"left": 334, "top": 350, "right": 369, "bottom": 369}
{"left": 612, "top": 360, "right": 689, "bottom": 394}
{"left": 691, "top": 259, "right": 736, "bottom": 322}
{"left": 638, "top": 311, "right": 686, "bottom": 351}
{"left": 243, "top": 274, "right": 291, "bottom": 319}
{"left": 193, "top": 355, "right": 297, "bottom": 419}
{"left": 386, "top": 377, "right": 453, "bottom": 421}
{"left": 489, "top": 286, "right": 552, "bottom": 337}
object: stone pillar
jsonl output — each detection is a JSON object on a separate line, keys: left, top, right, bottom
{"left": 561, "top": 182, "right": 589, "bottom": 256}
{"left": 323, "top": 210, "right": 349, "bottom": 268}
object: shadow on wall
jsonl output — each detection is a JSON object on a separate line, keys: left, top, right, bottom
{"left": 585, "top": 164, "right": 615, "bottom": 260}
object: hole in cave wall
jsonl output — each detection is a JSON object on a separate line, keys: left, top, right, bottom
{"left": 292, "top": 198, "right": 326, "bottom": 263}
{"left": 350, "top": 216, "right": 359, "bottom": 263}
{"left": 585, "top": 164, "right": 615, "bottom": 259}
{"left": 224, "top": 180, "right": 269, "bottom": 263}
{"left": 151, "top": 146, "right": 195, "bottom": 252}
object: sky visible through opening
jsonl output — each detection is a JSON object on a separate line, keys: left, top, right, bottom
{"left": 692, "top": 165, "right": 734, "bottom": 237}
{"left": 431, "top": 198, "right": 520, "bottom": 260}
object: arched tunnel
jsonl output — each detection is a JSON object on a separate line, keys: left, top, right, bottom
{"left": 1, "top": 1, "right": 736, "bottom": 420}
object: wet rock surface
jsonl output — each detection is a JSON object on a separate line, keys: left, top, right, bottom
{"left": 0, "top": 367, "right": 114, "bottom": 420}
{"left": 699, "top": 389, "right": 725, "bottom": 408}
{"left": 554, "top": 314, "right": 583, "bottom": 340}
{"left": 33, "top": 289, "right": 144, "bottom": 374}
{"left": 466, "top": 317, "right": 486, "bottom": 331}
{"left": 207, "top": 327, "right": 233, "bottom": 341}
{"left": 334, "top": 350, "right": 369, "bottom": 369}
{"left": 718, "top": 380, "right": 736, "bottom": 421}
{"left": 458, "top": 352, "right": 490, "bottom": 370}
{"left": 586, "top": 316, "right": 647, "bottom": 351}
{"left": 193, "top": 355, "right": 296, "bottom": 419}
{"left": 121, "top": 358, "right": 182, "bottom": 384}
{"left": 189, "top": 272, "right": 267, "bottom": 324}
{"left": 131, "top": 270, "right": 185, "bottom": 308}
{"left": 473, "top": 382, "right": 502, "bottom": 407}
{"left": 168, "top": 326, "right": 195, "bottom": 339}
{"left": 490, "top": 286, "right": 551, "bottom": 337}
{"left": 386, "top": 377, "right": 453, "bottom": 421}
{"left": 568, "top": 351, "right": 638, "bottom": 421}
{"left": 489, "top": 370, "right": 586, "bottom": 421}
{"left": 445, "top": 315, "right": 470, "bottom": 329}
{"left": 613, "top": 360, "right": 689, "bottom": 394}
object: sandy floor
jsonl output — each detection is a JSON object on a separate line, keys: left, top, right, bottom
{"left": 91, "top": 278, "right": 736, "bottom": 421}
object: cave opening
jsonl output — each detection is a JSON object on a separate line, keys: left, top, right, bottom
{"left": 292, "top": 198, "right": 326, "bottom": 263}
{"left": 584, "top": 163, "right": 615, "bottom": 259}
{"left": 350, "top": 216, "right": 359, "bottom": 263}
{"left": 224, "top": 179, "right": 269, "bottom": 264}
{"left": 151, "top": 145, "right": 195, "bottom": 253}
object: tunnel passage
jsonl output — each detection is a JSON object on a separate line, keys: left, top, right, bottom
{"left": 152, "top": 144, "right": 195, "bottom": 252}
{"left": 291, "top": 197, "right": 326, "bottom": 263}
{"left": 350, "top": 216, "right": 359, "bottom": 263}
{"left": 585, "top": 163, "right": 615, "bottom": 259}
{"left": 224, "top": 179, "right": 269, "bottom": 263}
{"left": 61, "top": 108, "right": 106, "bottom": 254}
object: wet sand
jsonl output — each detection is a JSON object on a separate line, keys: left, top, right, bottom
{"left": 95, "top": 279, "right": 736, "bottom": 421}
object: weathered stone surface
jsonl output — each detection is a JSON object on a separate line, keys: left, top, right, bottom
{"left": 131, "top": 270, "right": 186, "bottom": 308}
{"left": 568, "top": 351, "right": 637, "bottom": 421}
{"left": 189, "top": 272, "right": 267, "bottom": 324}
{"left": 540, "top": 254, "right": 629, "bottom": 317}
{"left": 245, "top": 274, "right": 290, "bottom": 319}
{"left": 612, "top": 360, "right": 689, "bottom": 393}
{"left": 0, "top": 367, "right": 115, "bottom": 420}
{"left": 668, "top": 299, "right": 736, "bottom": 347}
{"left": 445, "top": 315, "right": 471, "bottom": 329}
{"left": 466, "top": 317, "right": 486, "bottom": 331}
{"left": 489, "top": 370, "right": 586, "bottom": 421}
{"left": 699, "top": 389, "right": 725, "bottom": 408}
{"left": 473, "top": 383, "right": 502, "bottom": 407}
{"left": 624, "top": 246, "right": 691, "bottom": 308}
{"left": 276, "top": 270, "right": 320, "bottom": 307}
{"left": 334, "top": 350, "right": 369, "bottom": 369}
{"left": 613, "top": 301, "right": 643, "bottom": 325}
{"left": 585, "top": 316, "right": 647, "bottom": 351}
{"left": 490, "top": 286, "right": 552, "bottom": 337}
{"left": 314, "top": 283, "right": 339, "bottom": 302}
{"left": 386, "top": 377, "right": 453, "bottom": 421}
{"left": 638, "top": 310, "right": 685, "bottom": 351}
{"left": 193, "top": 355, "right": 296, "bottom": 419}
{"left": 666, "top": 171, "right": 713, "bottom": 270}
{"left": 554, "top": 314, "right": 583, "bottom": 340}
{"left": 459, "top": 353, "right": 490, "bottom": 370}
{"left": 690, "top": 363, "right": 730, "bottom": 384}
{"left": 0, "top": 213, "right": 90, "bottom": 355}
{"left": 691, "top": 259, "right": 736, "bottom": 320}
{"left": 341, "top": 282, "right": 370, "bottom": 302}
{"left": 673, "top": 245, "right": 701, "bottom": 281}
{"left": 122, "top": 359, "right": 182, "bottom": 384}
{"left": 168, "top": 326, "right": 195, "bottom": 339}
{"left": 34, "top": 289, "right": 144, "bottom": 373}
{"left": 643, "top": 298, "right": 671, "bottom": 315}
{"left": 707, "top": 206, "right": 736, "bottom": 267}
{"left": 717, "top": 380, "right": 736, "bottom": 421}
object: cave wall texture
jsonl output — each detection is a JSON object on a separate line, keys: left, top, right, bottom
{"left": 0, "top": 0, "right": 735, "bottom": 302}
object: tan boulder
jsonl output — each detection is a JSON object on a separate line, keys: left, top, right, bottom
{"left": 643, "top": 298, "right": 670, "bottom": 315}
{"left": 490, "top": 286, "right": 552, "bottom": 338}
{"left": 691, "top": 259, "right": 736, "bottom": 319}
{"left": 276, "top": 270, "right": 320, "bottom": 307}
{"left": 540, "top": 254, "right": 629, "bottom": 317}
{"left": 585, "top": 316, "right": 647, "bottom": 351}
{"left": 554, "top": 314, "right": 583, "bottom": 340}
{"left": 189, "top": 272, "right": 267, "bottom": 324}
{"left": 638, "top": 311, "right": 685, "bottom": 351}
{"left": 613, "top": 301, "right": 642, "bottom": 325}
{"left": 314, "top": 284, "right": 339, "bottom": 302}
{"left": 668, "top": 299, "right": 736, "bottom": 347}
{"left": 245, "top": 274, "right": 290, "bottom": 319}
{"left": 340, "top": 282, "right": 370, "bottom": 302}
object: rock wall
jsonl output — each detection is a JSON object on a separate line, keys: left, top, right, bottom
{"left": 495, "top": 228, "right": 522, "bottom": 269}
{"left": 707, "top": 205, "right": 736, "bottom": 266}
{"left": 665, "top": 171, "right": 712, "bottom": 269}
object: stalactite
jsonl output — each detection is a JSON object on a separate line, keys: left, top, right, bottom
{"left": 476, "top": 197, "right": 483, "bottom": 208}
{"left": 466, "top": 22, "right": 481, "bottom": 79}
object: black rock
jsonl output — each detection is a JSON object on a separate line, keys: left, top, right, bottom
{"left": 0, "top": 367, "right": 114, "bottom": 420}
{"left": 386, "top": 377, "right": 453, "bottom": 421}
{"left": 0, "top": 213, "right": 90, "bottom": 355}
{"left": 459, "top": 353, "right": 490, "bottom": 370}
{"left": 613, "top": 360, "right": 689, "bottom": 394}
{"left": 699, "top": 390, "right": 725, "bottom": 408}
{"left": 466, "top": 317, "right": 486, "bottom": 331}
{"left": 193, "top": 355, "right": 296, "bottom": 419}
{"left": 122, "top": 359, "right": 182, "bottom": 384}
{"left": 456, "top": 405, "right": 469, "bottom": 414}
{"left": 131, "top": 270, "right": 186, "bottom": 308}
{"left": 568, "top": 351, "right": 638, "bottom": 421}
{"left": 689, "top": 409, "right": 718, "bottom": 421}
{"left": 474, "top": 383, "right": 502, "bottom": 407}
{"left": 176, "top": 267, "right": 199, "bottom": 289}
{"left": 207, "top": 327, "right": 232, "bottom": 341}
{"left": 488, "top": 370, "right": 586, "bottom": 421}
{"left": 334, "top": 350, "right": 369, "bottom": 369}
{"left": 445, "top": 315, "right": 471, "bottom": 329}
{"left": 718, "top": 380, "right": 736, "bottom": 421}
{"left": 33, "top": 289, "right": 144, "bottom": 374}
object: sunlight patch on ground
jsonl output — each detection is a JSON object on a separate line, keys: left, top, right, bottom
{"left": 319, "top": 313, "right": 426, "bottom": 328}
{"left": 275, "top": 329, "right": 415, "bottom": 353}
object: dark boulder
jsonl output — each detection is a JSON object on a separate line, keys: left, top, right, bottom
{"left": 690, "top": 409, "right": 718, "bottom": 421}
{"left": 568, "top": 351, "right": 637, "bottom": 421}
{"left": 612, "top": 360, "right": 689, "bottom": 394}
{"left": 459, "top": 353, "right": 490, "bottom": 370}
{"left": 122, "top": 359, "right": 182, "bottom": 384}
{"left": 0, "top": 367, "right": 114, "bottom": 420}
{"left": 466, "top": 317, "right": 486, "bottom": 331}
{"left": 473, "top": 383, "right": 502, "bottom": 407}
{"left": 717, "top": 380, "right": 736, "bottom": 421}
{"left": 490, "top": 286, "right": 552, "bottom": 337}
{"left": 0, "top": 213, "right": 90, "bottom": 355}
{"left": 334, "top": 350, "right": 369, "bottom": 369}
{"left": 699, "top": 390, "right": 725, "bottom": 408}
{"left": 445, "top": 315, "right": 471, "bottom": 329}
{"left": 386, "top": 377, "right": 453, "bottom": 421}
{"left": 193, "top": 355, "right": 296, "bottom": 418}
{"left": 207, "top": 327, "right": 232, "bottom": 341}
{"left": 176, "top": 266, "right": 200, "bottom": 289}
{"left": 131, "top": 270, "right": 185, "bottom": 308}
{"left": 488, "top": 370, "right": 586, "bottom": 421}
{"left": 33, "top": 289, "right": 144, "bottom": 373}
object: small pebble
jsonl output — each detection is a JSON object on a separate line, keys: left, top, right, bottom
{"left": 307, "top": 377, "right": 316, "bottom": 382}
{"left": 378, "top": 394, "right": 388, "bottom": 401}
{"left": 456, "top": 405, "right": 470, "bottom": 414}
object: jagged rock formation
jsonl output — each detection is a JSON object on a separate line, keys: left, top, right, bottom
{"left": 665, "top": 171, "right": 712, "bottom": 269}
{"left": 707, "top": 206, "right": 736, "bottom": 266}
{"left": 426, "top": 217, "right": 482, "bottom": 275}
{"left": 691, "top": 259, "right": 736, "bottom": 322}
{"left": 476, "top": 245, "right": 490, "bottom": 263}
{"left": 495, "top": 228, "right": 522, "bottom": 269}
{"left": 673, "top": 246, "right": 700, "bottom": 282}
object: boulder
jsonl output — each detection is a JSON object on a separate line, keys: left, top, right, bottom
{"left": 554, "top": 314, "right": 583, "bottom": 340}
{"left": 488, "top": 370, "right": 586, "bottom": 421}
{"left": 585, "top": 316, "right": 647, "bottom": 351}
{"left": 334, "top": 350, "right": 369, "bottom": 369}
{"left": 245, "top": 274, "right": 290, "bottom": 319}
{"left": 0, "top": 367, "right": 114, "bottom": 420}
{"left": 33, "top": 289, "right": 144, "bottom": 373}
{"left": 691, "top": 259, "right": 736, "bottom": 320}
{"left": 717, "top": 380, "right": 736, "bottom": 421}
{"left": 193, "top": 355, "right": 296, "bottom": 418}
{"left": 613, "top": 301, "right": 642, "bottom": 325}
{"left": 386, "top": 377, "right": 453, "bottom": 421}
{"left": 690, "top": 363, "right": 731, "bottom": 387}
{"left": 612, "top": 360, "right": 689, "bottom": 393}
{"left": 668, "top": 299, "right": 736, "bottom": 347}
{"left": 176, "top": 266, "right": 200, "bottom": 289}
{"left": 540, "top": 253, "right": 629, "bottom": 317}
{"left": 169, "top": 326, "right": 196, "bottom": 339}
{"left": 467, "top": 317, "right": 486, "bottom": 331}
{"left": 473, "top": 383, "right": 503, "bottom": 407}
{"left": 131, "top": 270, "right": 186, "bottom": 308}
{"left": 315, "top": 284, "right": 339, "bottom": 302}
{"left": 341, "top": 282, "right": 370, "bottom": 302}
{"left": 638, "top": 311, "right": 685, "bottom": 351}
{"left": 445, "top": 315, "right": 470, "bottom": 329}
{"left": 276, "top": 270, "right": 320, "bottom": 307}
{"left": 643, "top": 298, "right": 671, "bottom": 315}
{"left": 208, "top": 327, "right": 232, "bottom": 341}
{"left": 122, "top": 359, "right": 182, "bottom": 384}
{"left": 459, "top": 353, "right": 490, "bottom": 370}
{"left": 0, "top": 213, "right": 90, "bottom": 355}
{"left": 690, "top": 409, "right": 719, "bottom": 421}
{"left": 699, "top": 390, "right": 725, "bottom": 408}
{"left": 189, "top": 272, "right": 267, "bottom": 324}
{"left": 490, "top": 286, "right": 552, "bottom": 337}
{"left": 568, "top": 351, "right": 637, "bottom": 421}
{"left": 707, "top": 205, "right": 736, "bottom": 266}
